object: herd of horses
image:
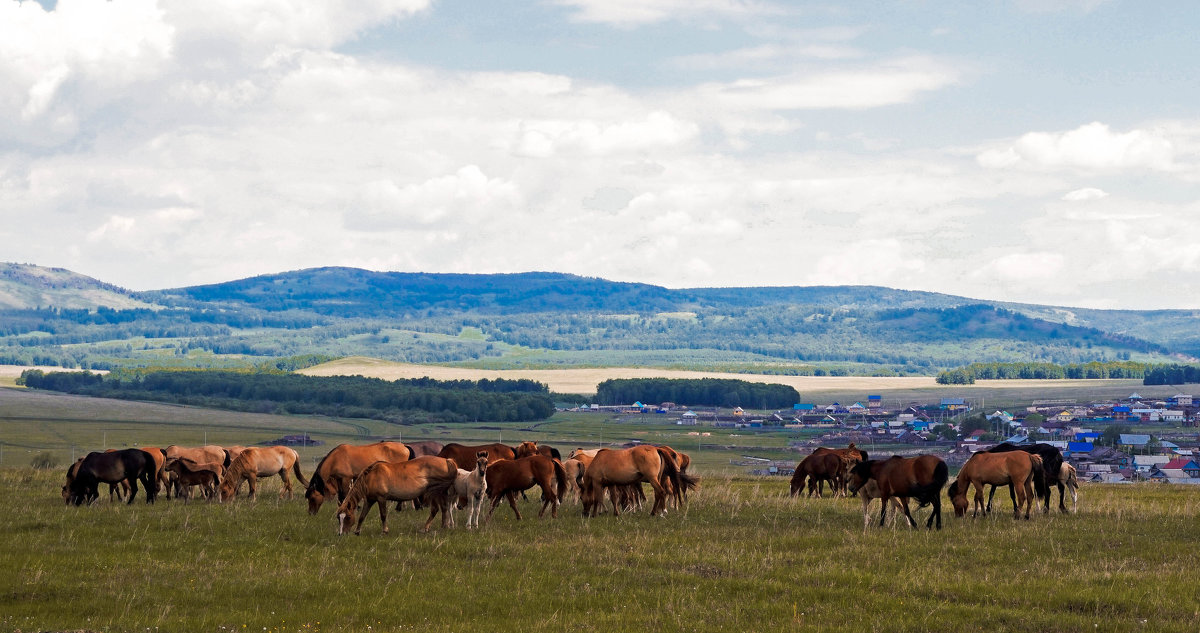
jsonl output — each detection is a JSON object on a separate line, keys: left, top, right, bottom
{"left": 61, "top": 436, "right": 1081, "bottom": 534}
{"left": 789, "top": 441, "right": 1081, "bottom": 529}
{"left": 60, "top": 439, "right": 702, "bottom": 535}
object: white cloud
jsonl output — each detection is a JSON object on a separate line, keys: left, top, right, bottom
{"left": 692, "top": 56, "right": 960, "bottom": 111}
{"left": 553, "top": 0, "right": 781, "bottom": 27}
{"left": 1062, "top": 187, "right": 1108, "bottom": 201}
{"left": 977, "top": 122, "right": 1176, "bottom": 172}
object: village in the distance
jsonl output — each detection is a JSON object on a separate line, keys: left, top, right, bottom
{"left": 575, "top": 392, "right": 1200, "bottom": 485}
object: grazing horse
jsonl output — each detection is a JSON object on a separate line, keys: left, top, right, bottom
{"left": 67, "top": 449, "right": 158, "bottom": 506}
{"left": 335, "top": 456, "right": 459, "bottom": 535}
{"left": 447, "top": 452, "right": 489, "bottom": 529}
{"left": 438, "top": 443, "right": 516, "bottom": 470}
{"left": 485, "top": 455, "right": 568, "bottom": 521}
{"left": 846, "top": 455, "right": 948, "bottom": 530}
{"left": 1060, "top": 462, "right": 1079, "bottom": 513}
{"left": 165, "top": 445, "right": 228, "bottom": 497}
{"left": 580, "top": 446, "right": 682, "bottom": 518}
{"left": 789, "top": 451, "right": 844, "bottom": 498}
{"left": 855, "top": 478, "right": 907, "bottom": 530}
{"left": 305, "top": 441, "right": 413, "bottom": 514}
{"left": 655, "top": 445, "right": 698, "bottom": 505}
{"left": 164, "top": 457, "right": 224, "bottom": 502}
{"left": 984, "top": 443, "right": 1066, "bottom": 513}
{"left": 949, "top": 451, "right": 1041, "bottom": 520}
{"left": 405, "top": 440, "right": 445, "bottom": 458}
{"left": 219, "top": 446, "right": 309, "bottom": 502}
{"left": 62, "top": 455, "right": 130, "bottom": 504}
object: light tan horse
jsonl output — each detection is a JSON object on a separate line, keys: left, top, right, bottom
{"left": 949, "top": 452, "right": 1041, "bottom": 520}
{"left": 447, "top": 452, "right": 489, "bottom": 529}
{"left": 580, "top": 446, "right": 683, "bottom": 518}
{"left": 561, "top": 458, "right": 587, "bottom": 504}
{"left": 335, "top": 456, "right": 459, "bottom": 535}
{"left": 1060, "top": 462, "right": 1079, "bottom": 513}
{"left": 305, "top": 441, "right": 413, "bottom": 514}
{"left": 219, "top": 446, "right": 309, "bottom": 502}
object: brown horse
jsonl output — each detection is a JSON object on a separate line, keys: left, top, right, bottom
{"left": 485, "top": 454, "right": 568, "bottom": 520}
{"left": 305, "top": 441, "right": 413, "bottom": 514}
{"left": 405, "top": 440, "right": 445, "bottom": 458}
{"left": 219, "top": 446, "right": 309, "bottom": 502}
{"left": 438, "top": 442, "right": 516, "bottom": 470}
{"left": 580, "top": 446, "right": 682, "bottom": 518}
{"left": 62, "top": 454, "right": 130, "bottom": 504}
{"left": 846, "top": 455, "right": 948, "bottom": 530}
{"left": 515, "top": 440, "right": 563, "bottom": 461}
{"left": 164, "top": 457, "right": 224, "bottom": 502}
{"left": 335, "top": 456, "right": 459, "bottom": 535}
{"left": 165, "top": 445, "right": 227, "bottom": 497}
{"left": 789, "top": 451, "right": 844, "bottom": 497}
{"left": 949, "top": 451, "right": 1041, "bottom": 520}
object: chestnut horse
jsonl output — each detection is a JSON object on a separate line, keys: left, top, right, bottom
{"left": 438, "top": 443, "right": 516, "bottom": 470}
{"left": 580, "top": 446, "right": 682, "bottom": 518}
{"left": 515, "top": 440, "right": 563, "bottom": 461}
{"left": 846, "top": 455, "right": 948, "bottom": 530}
{"left": 165, "top": 445, "right": 227, "bottom": 497}
{"left": 789, "top": 451, "right": 845, "bottom": 498}
{"left": 305, "top": 441, "right": 413, "bottom": 514}
{"left": 405, "top": 440, "right": 445, "bottom": 458}
{"left": 67, "top": 449, "right": 158, "bottom": 506}
{"left": 447, "top": 452, "right": 489, "bottom": 529}
{"left": 335, "top": 456, "right": 459, "bottom": 535}
{"left": 164, "top": 457, "right": 223, "bottom": 502}
{"left": 949, "top": 451, "right": 1041, "bottom": 520}
{"left": 219, "top": 446, "right": 309, "bottom": 502}
{"left": 485, "top": 454, "right": 568, "bottom": 521}
{"left": 983, "top": 442, "right": 1067, "bottom": 514}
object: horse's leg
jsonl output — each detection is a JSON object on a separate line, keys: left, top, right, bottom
{"left": 247, "top": 474, "right": 258, "bottom": 501}
{"left": 877, "top": 494, "right": 889, "bottom": 527}
{"left": 279, "top": 470, "right": 292, "bottom": 500}
{"left": 422, "top": 496, "right": 441, "bottom": 533}
{"left": 506, "top": 491, "right": 522, "bottom": 520}
{"left": 378, "top": 499, "right": 392, "bottom": 534}
{"left": 1057, "top": 480, "right": 1067, "bottom": 514}
{"left": 985, "top": 484, "right": 996, "bottom": 513}
{"left": 898, "top": 497, "right": 919, "bottom": 529}
{"left": 972, "top": 483, "right": 984, "bottom": 518}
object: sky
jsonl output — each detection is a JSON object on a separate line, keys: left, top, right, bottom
{"left": 2, "top": 0, "right": 1200, "bottom": 309}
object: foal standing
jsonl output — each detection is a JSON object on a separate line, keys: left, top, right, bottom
{"left": 447, "top": 451, "right": 489, "bottom": 529}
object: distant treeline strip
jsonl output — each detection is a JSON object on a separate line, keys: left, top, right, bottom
{"left": 595, "top": 377, "right": 799, "bottom": 409}
{"left": 934, "top": 361, "right": 1200, "bottom": 384}
{"left": 18, "top": 369, "right": 554, "bottom": 423}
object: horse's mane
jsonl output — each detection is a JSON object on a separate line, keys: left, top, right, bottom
{"left": 223, "top": 450, "right": 253, "bottom": 484}
{"left": 338, "top": 461, "right": 384, "bottom": 514}
{"left": 308, "top": 449, "right": 334, "bottom": 495}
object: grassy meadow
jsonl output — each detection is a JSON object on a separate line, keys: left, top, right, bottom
{"left": 1, "top": 470, "right": 1198, "bottom": 633}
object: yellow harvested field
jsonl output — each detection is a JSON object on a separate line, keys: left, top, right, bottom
{"left": 299, "top": 357, "right": 935, "bottom": 394}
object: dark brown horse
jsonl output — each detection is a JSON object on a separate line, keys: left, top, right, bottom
{"left": 580, "top": 446, "right": 683, "bottom": 518}
{"left": 67, "top": 449, "right": 158, "bottom": 506}
{"left": 438, "top": 442, "right": 516, "bottom": 470}
{"left": 846, "top": 455, "right": 947, "bottom": 530}
{"left": 335, "top": 456, "right": 459, "bottom": 535}
{"left": 306, "top": 441, "right": 413, "bottom": 514}
{"left": 789, "top": 451, "right": 844, "bottom": 497}
{"left": 485, "top": 455, "right": 568, "bottom": 520}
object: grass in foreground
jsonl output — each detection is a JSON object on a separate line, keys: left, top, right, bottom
{"left": 1, "top": 471, "right": 1197, "bottom": 633}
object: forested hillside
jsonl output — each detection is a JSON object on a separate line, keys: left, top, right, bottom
{"left": 0, "top": 263, "right": 1196, "bottom": 375}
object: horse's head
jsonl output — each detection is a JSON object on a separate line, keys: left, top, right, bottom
{"left": 475, "top": 451, "right": 489, "bottom": 474}
{"left": 516, "top": 441, "right": 538, "bottom": 458}
{"left": 947, "top": 479, "right": 968, "bottom": 517}
{"left": 336, "top": 501, "right": 357, "bottom": 535}
{"left": 218, "top": 478, "right": 237, "bottom": 503}
{"left": 306, "top": 486, "right": 325, "bottom": 515}
{"left": 845, "top": 460, "right": 873, "bottom": 496}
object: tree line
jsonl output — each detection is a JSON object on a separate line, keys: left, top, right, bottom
{"left": 1142, "top": 364, "right": 1200, "bottom": 385}
{"left": 595, "top": 377, "right": 799, "bottom": 409}
{"left": 936, "top": 361, "right": 1154, "bottom": 384}
{"left": 18, "top": 369, "right": 554, "bottom": 424}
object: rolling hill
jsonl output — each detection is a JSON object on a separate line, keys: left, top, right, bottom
{"left": 1, "top": 262, "right": 1196, "bottom": 373}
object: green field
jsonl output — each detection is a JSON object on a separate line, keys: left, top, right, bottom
{"left": 3, "top": 385, "right": 1200, "bottom": 632}
{"left": 2, "top": 469, "right": 1199, "bottom": 633}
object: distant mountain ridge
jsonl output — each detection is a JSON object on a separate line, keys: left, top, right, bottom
{"left": 2, "top": 263, "right": 1197, "bottom": 371}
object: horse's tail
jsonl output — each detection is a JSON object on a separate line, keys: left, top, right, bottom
{"left": 549, "top": 447, "right": 562, "bottom": 461}
{"left": 552, "top": 458, "right": 568, "bottom": 500}
{"left": 656, "top": 447, "right": 684, "bottom": 506}
{"left": 223, "top": 449, "right": 233, "bottom": 469}
{"left": 291, "top": 452, "right": 310, "bottom": 488}
{"left": 913, "top": 460, "right": 949, "bottom": 508}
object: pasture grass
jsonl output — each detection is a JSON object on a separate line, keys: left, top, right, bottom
{"left": 1, "top": 470, "right": 1197, "bottom": 633}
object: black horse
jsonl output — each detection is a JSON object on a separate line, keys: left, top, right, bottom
{"left": 68, "top": 448, "right": 158, "bottom": 506}
{"left": 983, "top": 442, "right": 1066, "bottom": 514}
